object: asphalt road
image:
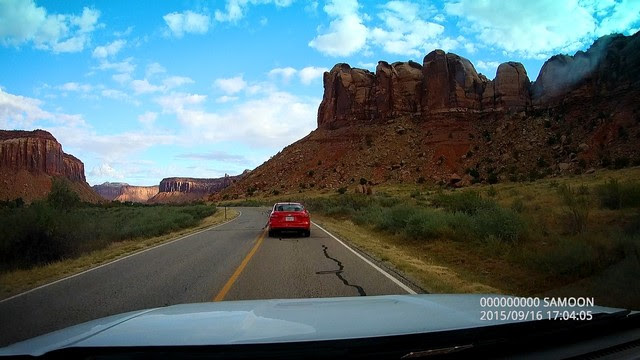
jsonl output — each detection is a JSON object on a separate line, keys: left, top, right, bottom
{"left": 0, "top": 207, "right": 417, "bottom": 347}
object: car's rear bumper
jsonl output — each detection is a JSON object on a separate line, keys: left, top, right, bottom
{"left": 269, "top": 221, "right": 310, "bottom": 231}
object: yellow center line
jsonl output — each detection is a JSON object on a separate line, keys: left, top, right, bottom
{"left": 213, "top": 228, "right": 267, "bottom": 302}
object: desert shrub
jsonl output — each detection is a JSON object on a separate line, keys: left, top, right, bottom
{"left": 337, "top": 187, "right": 347, "bottom": 194}
{"left": 557, "top": 184, "right": 590, "bottom": 234}
{"left": 431, "top": 191, "right": 495, "bottom": 215}
{"left": 0, "top": 203, "right": 216, "bottom": 271}
{"left": 596, "top": 179, "right": 640, "bottom": 209}
{"left": 471, "top": 207, "right": 524, "bottom": 242}
{"left": 487, "top": 186, "right": 497, "bottom": 197}
{"left": 487, "top": 173, "right": 499, "bottom": 184}
{"left": 510, "top": 198, "right": 525, "bottom": 213}
{"left": 47, "top": 178, "right": 80, "bottom": 210}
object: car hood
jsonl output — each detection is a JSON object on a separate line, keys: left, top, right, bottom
{"left": 0, "top": 294, "right": 625, "bottom": 356}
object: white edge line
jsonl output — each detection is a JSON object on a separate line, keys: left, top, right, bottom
{"left": 0, "top": 210, "right": 243, "bottom": 304}
{"left": 312, "top": 221, "right": 417, "bottom": 295}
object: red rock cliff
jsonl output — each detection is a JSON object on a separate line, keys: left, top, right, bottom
{"left": 0, "top": 129, "right": 86, "bottom": 182}
{"left": 158, "top": 176, "right": 238, "bottom": 194}
{"left": 318, "top": 32, "right": 640, "bottom": 129}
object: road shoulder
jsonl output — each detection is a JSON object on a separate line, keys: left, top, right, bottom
{"left": 0, "top": 209, "right": 240, "bottom": 301}
{"left": 312, "top": 215, "right": 500, "bottom": 295}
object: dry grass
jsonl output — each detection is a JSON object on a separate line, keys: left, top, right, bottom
{"left": 309, "top": 167, "right": 640, "bottom": 309}
{"left": 0, "top": 208, "right": 239, "bottom": 300}
{"left": 313, "top": 214, "right": 500, "bottom": 294}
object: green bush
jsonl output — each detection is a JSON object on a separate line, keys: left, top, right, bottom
{"left": 557, "top": 184, "right": 590, "bottom": 234}
{"left": 0, "top": 203, "right": 216, "bottom": 271}
{"left": 471, "top": 207, "right": 524, "bottom": 242}
{"left": 431, "top": 191, "right": 494, "bottom": 215}
{"left": 47, "top": 178, "right": 80, "bottom": 210}
{"left": 596, "top": 179, "right": 640, "bottom": 209}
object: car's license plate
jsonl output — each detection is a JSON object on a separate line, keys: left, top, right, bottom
{"left": 285, "top": 216, "right": 294, "bottom": 221}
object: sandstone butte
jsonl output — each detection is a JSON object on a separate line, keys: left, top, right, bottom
{"left": 92, "top": 182, "right": 159, "bottom": 203}
{"left": 0, "top": 129, "right": 102, "bottom": 203}
{"left": 146, "top": 174, "right": 247, "bottom": 204}
{"left": 215, "top": 32, "right": 640, "bottom": 198}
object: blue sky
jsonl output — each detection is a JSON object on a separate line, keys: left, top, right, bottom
{"left": 1, "top": 0, "right": 639, "bottom": 186}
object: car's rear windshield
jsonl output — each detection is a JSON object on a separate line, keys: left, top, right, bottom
{"left": 275, "top": 204, "right": 304, "bottom": 212}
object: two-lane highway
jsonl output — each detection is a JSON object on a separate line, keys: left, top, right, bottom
{"left": 0, "top": 207, "right": 417, "bottom": 346}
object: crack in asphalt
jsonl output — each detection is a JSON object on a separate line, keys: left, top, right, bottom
{"left": 317, "top": 245, "right": 367, "bottom": 296}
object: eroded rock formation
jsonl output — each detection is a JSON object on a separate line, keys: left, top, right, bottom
{"left": 92, "top": 182, "right": 159, "bottom": 203}
{"left": 0, "top": 129, "right": 101, "bottom": 202}
{"left": 318, "top": 32, "right": 639, "bottom": 129}
{"left": 0, "top": 130, "right": 86, "bottom": 182}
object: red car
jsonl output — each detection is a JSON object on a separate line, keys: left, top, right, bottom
{"left": 268, "top": 202, "right": 311, "bottom": 237}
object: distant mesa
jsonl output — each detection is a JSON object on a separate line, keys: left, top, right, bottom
{"left": 147, "top": 172, "right": 249, "bottom": 204}
{"left": 0, "top": 129, "right": 102, "bottom": 203}
{"left": 92, "top": 182, "right": 159, "bottom": 203}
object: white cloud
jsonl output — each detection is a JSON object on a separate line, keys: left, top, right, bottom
{"left": 298, "top": 66, "right": 328, "bottom": 84}
{"left": 308, "top": 0, "right": 368, "bottom": 56}
{"left": 0, "top": 88, "right": 53, "bottom": 128}
{"left": 89, "top": 163, "right": 123, "bottom": 179}
{"left": 131, "top": 79, "right": 164, "bottom": 94}
{"left": 92, "top": 39, "right": 125, "bottom": 58}
{"left": 163, "top": 10, "right": 210, "bottom": 37}
{"left": 268, "top": 66, "right": 328, "bottom": 85}
{"left": 463, "top": 42, "right": 476, "bottom": 54}
{"left": 444, "top": 0, "right": 640, "bottom": 59}
{"left": 216, "top": 95, "right": 239, "bottom": 103}
{"left": 96, "top": 57, "right": 136, "bottom": 74}
{"left": 214, "top": 75, "right": 247, "bottom": 94}
{"left": 112, "top": 73, "right": 132, "bottom": 84}
{"left": 146, "top": 62, "right": 166, "bottom": 78}
{"left": 0, "top": 1, "right": 100, "bottom": 53}
{"left": 475, "top": 60, "right": 500, "bottom": 77}
{"left": 113, "top": 26, "right": 133, "bottom": 37}
{"left": 157, "top": 90, "right": 318, "bottom": 148}
{"left": 162, "top": 76, "right": 194, "bottom": 89}
{"left": 138, "top": 111, "right": 158, "bottom": 126}
{"left": 58, "top": 82, "right": 93, "bottom": 93}
{"left": 101, "top": 89, "right": 140, "bottom": 105}
{"left": 268, "top": 67, "right": 297, "bottom": 82}
{"left": 130, "top": 75, "right": 193, "bottom": 95}
{"left": 357, "top": 62, "right": 377, "bottom": 69}
{"left": 369, "top": 1, "right": 445, "bottom": 57}
{"left": 156, "top": 92, "right": 207, "bottom": 114}
{"left": 596, "top": 0, "right": 640, "bottom": 36}
{"left": 214, "top": 0, "right": 294, "bottom": 23}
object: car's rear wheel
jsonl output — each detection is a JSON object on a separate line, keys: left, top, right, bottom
{"left": 268, "top": 230, "right": 275, "bottom": 238}
{"left": 303, "top": 230, "right": 310, "bottom": 237}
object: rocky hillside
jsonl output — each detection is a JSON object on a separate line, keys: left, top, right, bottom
{"left": 216, "top": 32, "right": 640, "bottom": 199}
{"left": 92, "top": 182, "right": 159, "bottom": 203}
{"left": 148, "top": 172, "right": 248, "bottom": 204}
{"left": 0, "top": 130, "right": 102, "bottom": 203}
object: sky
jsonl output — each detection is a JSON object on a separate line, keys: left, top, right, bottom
{"left": 1, "top": 0, "right": 639, "bottom": 186}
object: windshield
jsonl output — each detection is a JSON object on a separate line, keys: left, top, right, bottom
{"left": 1, "top": 0, "right": 639, "bottom": 351}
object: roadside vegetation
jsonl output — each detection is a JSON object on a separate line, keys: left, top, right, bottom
{"left": 238, "top": 167, "right": 640, "bottom": 308}
{"left": 0, "top": 179, "right": 217, "bottom": 272}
